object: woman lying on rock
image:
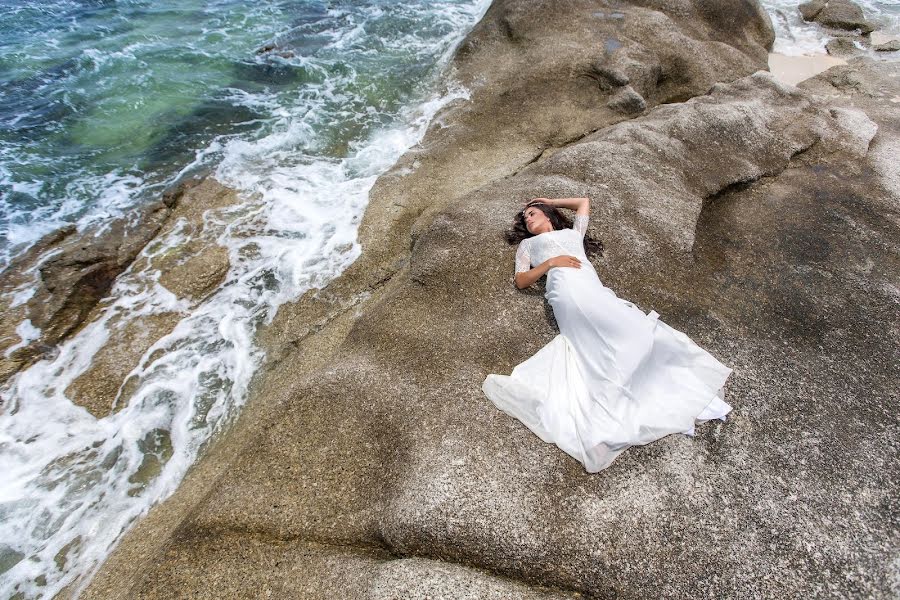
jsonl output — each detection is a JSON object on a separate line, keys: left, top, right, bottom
{"left": 482, "top": 196, "right": 733, "bottom": 473}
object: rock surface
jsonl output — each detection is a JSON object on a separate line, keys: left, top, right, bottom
{"left": 825, "top": 36, "right": 858, "bottom": 55}
{"left": 873, "top": 39, "right": 900, "bottom": 52}
{"left": 0, "top": 200, "right": 172, "bottom": 387}
{"left": 80, "top": 2, "right": 899, "bottom": 600}
{"left": 64, "top": 178, "right": 238, "bottom": 417}
{"left": 0, "top": 177, "right": 238, "bottom": 417}
{"left": 798, "top": 0, "right": 826, "bottom": 21}
{"left": 798, "top": 0, "right": 876, "bottom": 34}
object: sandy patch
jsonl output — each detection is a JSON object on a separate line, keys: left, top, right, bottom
{"left": 768, "top": 52, "right": 847, "bottom": 86}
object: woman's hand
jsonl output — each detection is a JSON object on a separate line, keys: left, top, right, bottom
{"left": 546, "top": 255, "right": 582, "bottom": 269}
{"left": 524, "top": 197, "right": 553, "bottom": 208}
{"left": 523, "top": 197, "right": 589, "bottom": 214}
{"left": 515, "top": 254, "right": 581, "bottom": 289}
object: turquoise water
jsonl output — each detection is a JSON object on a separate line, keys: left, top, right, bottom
{"left": 0, "top": 1, "right": 489, "bottom": 599}
{"left": 0, "top": 0, "right": 480, "bottom": 265}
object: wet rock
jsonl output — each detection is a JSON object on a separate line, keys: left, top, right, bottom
{"left": 158, "top": 244, "right": 230, "bottom": 301}
{"left": 798, "top": 0, "right": 826, "bottom": 21}
{"left": 37, "top": 206, "right": 169, "bottom": 332}
{"left": 0, "top": 202, "right": 173, "bottom": 386}
{"left": 233, "top": 59, "right": 313, "bottom": 87}
{"left": 0, "top": 175, "right": 240, "bottom": 418}
{"left": 825, "top": 37, "right": 858, "bottom": 55}
{"left": 255, "top": 42, "right": 295, "bottom": 59}
{"left": 803, "top": 0, "right": 876, "bottom": 33}
{"left": 64, "top": 312, "right": 184, "bottom": 417}
{"left": 63, "top": 178, "right": 239, "bottom": 417}
{"left": 152, "top": 178, "right": 235, "bottom": 302}
{"left": 873, "top": 39, "right": 900, "bottom": 51}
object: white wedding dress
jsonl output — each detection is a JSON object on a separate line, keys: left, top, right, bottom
{"left": 482, "top": 214, "right": 733, "bottom": 473}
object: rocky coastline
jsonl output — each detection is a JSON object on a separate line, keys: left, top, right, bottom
{"left": 1, "top": 0, "right": 896, "bottom": 597}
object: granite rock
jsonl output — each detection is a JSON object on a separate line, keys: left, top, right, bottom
{"left": 79, "top": 4, "right": 898, "bottom": 600}
{"left": 800, "top": 0, "right": 877, "bottom": 34}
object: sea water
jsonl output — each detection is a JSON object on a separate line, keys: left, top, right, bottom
{"left": 761, "top": 0, "right": 900, "bottom": 54}
{"left": 0, "top": 1, "right": 489, "bottom": 598}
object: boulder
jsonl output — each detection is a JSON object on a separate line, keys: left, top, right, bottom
{"left": 825, "top": 37, "right": 858, "bottom": 55}
{"left": 798, "top": 0, "right": 826, "bottom": 21}
{"left": 606, "top": 85, "right": 646, "bottom": 114}
{"left": 873, "top": 39, "right": 900, "bottom": 52}
{"left": 87, "top": 64, "right": 898, "bottom": 599}
{"left": 81, "top": 4, "right": 897, "bottom": 600}
{"left": 801, "top": 0, "right": 876, "bottom": 33}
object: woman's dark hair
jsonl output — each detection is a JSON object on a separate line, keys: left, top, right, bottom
{"left": 505, "top": 202, "right": 603, "bottom": 257}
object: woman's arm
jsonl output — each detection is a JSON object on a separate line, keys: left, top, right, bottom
{"left": 514, "top": 256, "right": 582, "bottom": 289}
{"left": 529, "top": 196, "right": 589, "bottom": 216}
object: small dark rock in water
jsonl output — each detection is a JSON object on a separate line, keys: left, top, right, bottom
{"left": 256, "top": 43, "right": 295, "bottom": 59}
{"left": 606, "top": 85, "right": 646, "bottom": 114}
{"left": 805, "top": 0, "right": 876, "bottom": 34}
{"left": 873, "top": 39, "right": 900, "bottom": 51}
{"left": 825, "top": 37, "right": 858, "bottom": 55}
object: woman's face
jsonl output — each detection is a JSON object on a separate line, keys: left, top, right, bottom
{"left": 523, "top": 205, "right": 551, "bottom": 234}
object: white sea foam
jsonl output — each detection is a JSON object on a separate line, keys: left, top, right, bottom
{"left": 0, "top": 163, "right": 150, "bottom": 266}
{"left": 761, "top": 0, "right": 900, "bottom": 55}
{"left": 0, "top": 1, "right": 491, "bottom": 598}
{"left": 3, "top": 320, "right": 41, "bottom": 358}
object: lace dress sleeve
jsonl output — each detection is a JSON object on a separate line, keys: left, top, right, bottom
{"left": 573, "top": 214, "right": 589, "bottom": 238}
{"left": 515, "top": 240, "right": 531, "bottom": 273}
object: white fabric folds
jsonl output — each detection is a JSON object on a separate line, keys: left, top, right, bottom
{"left": 483, "top": 216, "right": 732, "bottom": 473}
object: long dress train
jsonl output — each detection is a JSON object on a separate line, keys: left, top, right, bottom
{"left": 482, "top": 214, "right": 732, "bottom": 473}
